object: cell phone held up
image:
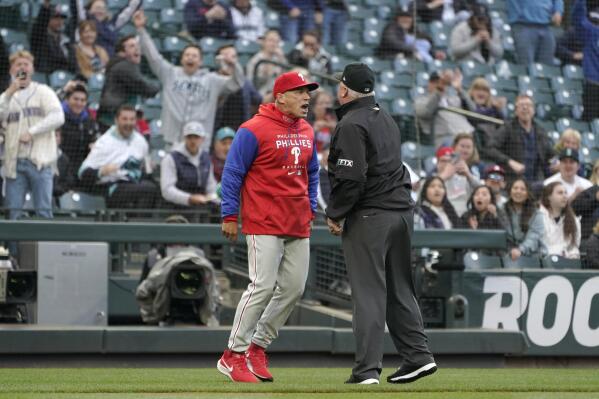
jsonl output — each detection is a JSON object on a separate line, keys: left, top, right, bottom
{"left": 15, "top": 70, "right": 28, "bottom": 89}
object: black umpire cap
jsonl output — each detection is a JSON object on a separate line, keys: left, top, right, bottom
{"left": 334, "top": 63, "right": 376, "bottom": 94}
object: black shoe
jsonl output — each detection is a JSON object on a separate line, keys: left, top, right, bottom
{"left": 345, "top": 375, "right": 380, "bottom": 385}
{"left": 387, "top": 362, "right": 437, "bottom": 384}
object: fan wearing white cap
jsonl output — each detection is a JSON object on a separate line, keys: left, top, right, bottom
{"left": 160, "top": 121, "right": 218, "bottom": 207}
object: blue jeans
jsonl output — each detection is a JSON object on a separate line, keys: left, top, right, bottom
{"left": 4, "top": 159, "right": 53, "bottom": 220}
{"left": 513, "top": 23, "right": 556, "bottom": 65}
{"left": 322, "top": 7, "right": 348, "bottom": 47}
{"left": 280, "top": 5, "right": 315, "bottom": 45}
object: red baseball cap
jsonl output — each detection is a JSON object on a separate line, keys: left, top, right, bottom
{"left": 273, "top": 71, "right": 319, "bottom": 98}
{"left": 435, "top": 146, "right": 454, "bottom": 159}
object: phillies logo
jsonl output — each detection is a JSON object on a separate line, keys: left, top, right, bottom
{"left": 291, "top": 147, "right": 301, "bottom": 164}
{"left": 297, "top": 73, "right": 305, "bottom": 81}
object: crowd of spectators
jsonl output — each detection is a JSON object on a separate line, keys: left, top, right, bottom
{"left": 0, "top": 0, "right": 598, "bottom": 267}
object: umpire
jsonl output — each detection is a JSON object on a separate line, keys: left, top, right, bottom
{"left": 326, "top": 63, "right": 436, "bottom": 385}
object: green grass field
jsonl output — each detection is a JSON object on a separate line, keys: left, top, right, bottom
{"left": 2, "top": 368, "right": 599, "bottom": 399}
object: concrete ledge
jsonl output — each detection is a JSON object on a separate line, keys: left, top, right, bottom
{"left": 0, "top": 326, "right": 527, "bottom": 355}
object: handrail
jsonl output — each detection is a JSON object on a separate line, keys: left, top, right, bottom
{"left": 0, "top": 220, "right": 507, "bottom": 249}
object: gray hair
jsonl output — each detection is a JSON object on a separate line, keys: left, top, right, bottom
{"left": 345, "top": 84, "right": 375, "bottom": 100}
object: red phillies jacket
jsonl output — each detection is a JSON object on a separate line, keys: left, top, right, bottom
{"left": 220, "top": 103, "right": 320, "bottom": 238}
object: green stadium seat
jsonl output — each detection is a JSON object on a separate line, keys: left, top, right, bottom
{"left": 392, "top": 100, "right": 416, "bottom": 139}
{"left": 163, "top": 36, "right": 187, "bottom": 62}
{"left": 555, "top": 90, "right": 582, "bottom": 108}
{"left": 460, "top": 60, "right": 493, "bottom": 77}
{"left": 144, "top": 0, "right": 173, "bottom": 11}
{"left": 401, "top": 141, "right": 434, "bottom": 159}
{"left": 329, "top": 55, "right": 352, "bottom": 73}
{"left": 562, "top": 64, "right": 584, "bottom": 80}
{"left": 581, "top": 132, "right": 597, "bottom": 149}
{"left": 502, "top": 255, "right": 541, "bottom": 269}
{"left": 380, "top": 70, "right": 414, "bottom": 88}
{"left": 427, "top": 59, "right": 457, "bottom": 72}
{"left": 107, "top": 0, "right": 128, "bottom": 9}
{"left": 494, "top": 60, "right": 527, "bottom": 79}
{"left": 363, "top": 17, "right": 380, "bottom": 31}
{"left": 0, "top": 28, "right": 27, "bottom": 47}
{"left": 542, "top": 255, "right": 582, "bottom": 269}
{"left": 374, "top": 84, "right": 399, "bottom": 101}
{"left": 377, "top": 5, "right": 392, "bottom": 19}
{"left": 360, "top": 56, "right": 392, "bottom": 73}
{"left": 528, "top": 63, "right": 562, "bottom": 78}
{"left": 174, "top": 0, "right": 188, "bottom": 10}
{"left": 485, "top": 74, "right": 518, "bottom": 92}
{"left": 59, "top": 192, "right": 106, "bottom": 212}
{"left": 32, "top": 73, "right": 47, "bottom": 84}
{"left": 545, "top": 130, "right": 560, "bottom": 146}
{"left": 339, "top": 41, "right": 371, "bottom": 58}
{"left": 501, "top": 36, "right": 516, "bottom": 61}
{"left": 592, "top": 119, "right": 599, "bottom": 135}
{"left": 199, "top": 37, "right": 232, "bottom": 53}
{"left": 347, "top": 4, "right": 376, "bottom": 19}
{"left": 464, "top": 251, "right": 502, "bottom": 270}
{"left": 394, "top": 58, "right": 426, "bottom": 75}
{"left": 517, "top": 76, "right": 550, "bottom": 93}
{"left": 550, "top": 76, "right": 583, "bottom": 93}
{"left": 362, "top": 29, "right": 380, "bottom": 45}
{"left": 536, "top": 120, "right": 556, "bottom": 132}
{"left": 150, "top": 134, "right": 167, "bottom": 150}
{"left": 536, "top": 104, "right": 567, "bottom": 121}
{"left": 149, "top": 119, "right": 162, "bottom": 135}
{"left": 410, "top": 86, "right": 427, "bottom": 100}
{"left": 555, "top": 118, "right": 590, "bottom": 133}
{"left": 49, "top": 70, "right": 74, "bottom": 89}
{"left": 235, "top": 39, "right": 260, "bottom": 55}
{"left": 416, "top": 71, "right": 432, "bottom": 87}
{"left": 580, "top": 146, "right": 599, "bottom": 164}
{"left": 265, "top": 11, "right": 280, "bottom": 29}
{"left": 423, "top": 155, "right": 437, "bottom": 175}
{"left": 430, "top": 22, "right": 450, "bottom": 49}
{"left": 88, "top": 73, "right": 105, "bottom": 93}
{"left": 572, "top": 104, "right": 584, "bottom": 120}
{"left": 160, "top": 9, "right": 183, "bottom": 34}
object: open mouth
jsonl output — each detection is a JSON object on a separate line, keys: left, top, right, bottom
{"left": 300, "top": 104, "right": 309, "bottom": 112}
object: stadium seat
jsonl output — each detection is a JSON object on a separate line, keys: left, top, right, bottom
{"left": 494, "top": 60, "right": 527, "bottom": 79}
{"left": 160, "top": 9, "right": 183, "bottom": 34}
{"left": 347, "top": 4, "right": 376, "bottom": 19}
{"left": 517, "top": 76, "right": 550, "bottom": 93}
{"left": 536, "top": 104, "right": 567, "bottom": 121}
{"left": 460, "top": 60, "right": 493, "bottom": 78}
{"left": 502, "top": 255, "right": 541, "bottom": 269}
{"left": 0, "top": 28, "right": 27, "bottom": 47}
{"left": 536, "top": 120, "right": 556, "bottom": 133}
{"left": 423, "top": 155, "right": 437, "bottom": 175}
{"left": 173, "top": 0, "right": 188, "bottom": 10}
{"left": 394, "top": 58, "right": 426, "bottom": 75}
{"left": 377, "top": 5, "right": 392, "bottom": 19}
{"left": 32, "top": 73, "right": 47, "bottom": 84}
{"left": 362, "top": 29, "right": 380, "bottom": 45}
{"left": 555, "top": 90, "right": 582, "bottom": 108}
{"left": 525, "top": 91, "right": 554, "bottom": 107}
{"left": 363, "top": 17, "right": 380, "bottom": 31}
{"left": 428, "top": 59, "right": 457, "bottom": 73}
{"left": 563, "top": 64, "right": 584, "bottom": 80}
{"left": 581, "top": 132, "right": 597, "bottom": 149}
{"left": 59, "top": 192, "right": 106, "bottom": 212}
{"left": 529, "top": 63, "right": 562, "bottom": 79}
{"left": 550, "top": 76, "right": 583, "bottom": 93}
{"left": 555, "top": 118, "right": 589, "bottom": 133}
{"left": 410, "top": 86, "right": 427, "bottom": 100}
{"left": 401, "top": 141, "right": 434, "bottom": 160}
{"left": 339, "top": 41, "right": 370, "bottom": 58}
{"left": 374, "top": 84, "right": 400, "bottom": 101}
{"left": 464, "top": 251, "right": 502, "bottom": 270}
{"left": 88, "top": 73, "right": 105, "bottom": 93}
{"left": 329, "top": 55, "right": 353, "bottom": 73}
{"left": 144, "top": 0, "right": 172, "bottom": 11}
{"left": 107, "top": 0, "right": 128, "bottom": 9}
{"left": 416, "top": 71, "right": 432, "bottom": 87}
{"left": 545, "top": 130, "right": 560, "bottom": 146}
{"left": 485, "top": 74, "right": 518, "bottom": 92}
{"left": 235, "top": 39, "right": 260, "bottom": 55}
{"left": 360, "top": 56, "right": 392, "bottom": 73}
{"left": 542, "top": 255, "right": 582, "bottom": 269}
{"left": 150, "top": 134, "right": 167, "bottom": 150}
{"left": 49, "top": 70, "right": 74, "bottom": 89}
{"left": 264, "top": 11, "right": 280, "bottom": 29}
{"left": 149, "top": 119, "right": 162, "bottom": 135}
{"left": 379, "top": 70, "right": 414, "bottom": 88}
{"left": 430, "top": 22, "right": 450, "bottom": 49}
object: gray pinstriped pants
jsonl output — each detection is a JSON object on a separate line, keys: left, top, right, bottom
{"left": 227, "top": 234, "right": 310, "bottom": 352}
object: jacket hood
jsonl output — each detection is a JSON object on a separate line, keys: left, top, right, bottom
{"left": 255, "top": 103, "right": 302, "bottom": 128}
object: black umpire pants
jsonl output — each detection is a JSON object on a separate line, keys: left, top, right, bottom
{"left": 342, "top": 208, "right": 434, "bottom": 380}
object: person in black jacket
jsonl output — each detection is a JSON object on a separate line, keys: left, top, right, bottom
{"left": 460, "top": 185, "right": 504, "bottom": 230}
{"left": 31, "top": 0, "right": 77, "bottom": 74}
{"left": 326, "top": 63, "right": 436, "bottom": 385}
{"left": 376, "top": 6, "right": 435, "bottom": 62}
{"left": 581, "top": 220, "right": 599, "bottom": 269}
{"left": 483, "top": 94, "right": 554, "bottom": 184}
{"left": 0, "top": 35, "right": 9, "bottom": 92}
{"left": 97, "top": 35, "right": 159, "bottom": 130}
{"left": 571, "top": 183, "right": 599, "bottom": 240}
{"left": 556, "top": 26, "right": 584, "bottom": 66}
{"left": 60, "top": 84, "right": 100, "bottom": 180}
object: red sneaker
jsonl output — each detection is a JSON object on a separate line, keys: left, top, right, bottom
{"left": 217, "top": 350, "right": 259, "bottom": 383}
{"left": 246, "top": 342, "right": 274, "bottom": 382}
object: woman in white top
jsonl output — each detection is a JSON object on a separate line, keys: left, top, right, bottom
{"left": 539, "top": 182, "right": 581, "bottom": 259}
{"left": 417, "top": 176, "right": 461, "bottom": 229}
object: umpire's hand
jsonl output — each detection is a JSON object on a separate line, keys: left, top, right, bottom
{"left": 327, "top": 217, "right": 343, "bottom": 236}
{"left": 222, "top": 221, "right": 239, "bottom": 242}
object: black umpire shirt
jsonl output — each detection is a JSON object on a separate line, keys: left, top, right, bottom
{"left": 326, "top": 96, "right": 413, "bottom": 221}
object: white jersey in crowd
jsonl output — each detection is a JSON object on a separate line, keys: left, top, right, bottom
{"left": 230, "top": 5, "right": 265, "bottom": 42}
{"left": 137, "top": 28, "right": 245, "bottom": 148}
{"left": 0, "top": 82, "right": 64, "bottom": 179}
{"left": 79, "top": 126, "right": 149, "bottom": 184}
{"left": 543, "top": 172, "right": 593, "bottom": 198}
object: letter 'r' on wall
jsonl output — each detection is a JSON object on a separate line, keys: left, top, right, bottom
{"left": 482, "top": 276, "right": 529, "bottom": 331}
{"left": 572, "top": 276, "right": 599, "bottom": 347}
{"left": 526, "top": 276, "right": 574, "bottom": 347}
